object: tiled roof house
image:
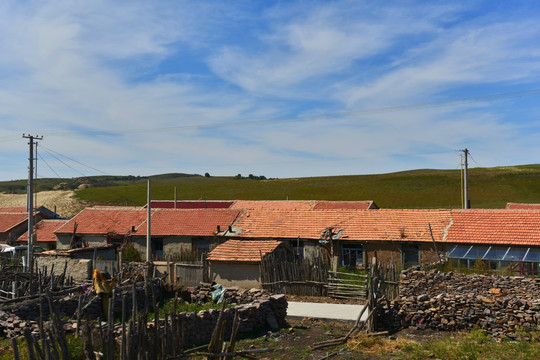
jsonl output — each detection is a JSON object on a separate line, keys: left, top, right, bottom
{"left": 17, "top": 219, "right": 69, "bottom": 249}
{"left": 0, "top": 206, "right": 54, "bottom": 244}
{"left": 207, "top": 239, "right": 291, "bottom": 288}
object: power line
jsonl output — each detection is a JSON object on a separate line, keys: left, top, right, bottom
{"left": 37, "top": 153, "right": 62, "bottom": 179}
{"left": 39, "top": 88, "right": 540, "bottom": 137}
{"left": 39, "top": 144, "right": 108, "bottom": 175}
{"left": 39, "top": 147, "right": 87, "bottom": 177}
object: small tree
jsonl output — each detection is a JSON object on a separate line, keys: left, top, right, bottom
{"left": 204, "top": 172, "right": 210, "bottom": 177}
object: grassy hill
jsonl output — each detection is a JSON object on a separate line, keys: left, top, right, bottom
{"left": 3, "top": 165, "right": 540, "bottom": 209}
{"left": 70, "top": 164, "right": 540, "bottom": 209}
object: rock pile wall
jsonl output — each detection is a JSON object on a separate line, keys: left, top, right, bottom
{"left": 189, "top": 283, "right": 271, "bottom": 305}
{"left": 179, "top": 294, "right": 287, "bottom": 346}
{"left": 379, "top": 267, "right": 540, "bottom": 338}
{"left": 0, "top": 285, "right": 287, "bottom": 346}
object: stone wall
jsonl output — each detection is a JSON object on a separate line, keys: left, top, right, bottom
{"left": 379, "top": 267, "right": 540, "bottom": 338}
{"left": 35, "top": 257, "right": 92, "bottom": 282}
{"left": 0, "top": 284, "right": 287, "bottom": 347}
{"left": 178, "top": 294, "right": 287, "bottom": 346}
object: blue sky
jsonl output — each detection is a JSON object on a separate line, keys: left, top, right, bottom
{"left": 1, "top": 0, "right": 540, "bottom": 181}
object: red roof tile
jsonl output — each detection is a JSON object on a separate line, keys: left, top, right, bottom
{"left": 17, "top": 219, "right": 69, "bottom": 243}
{"left": 505, "top": 203, "right": 540, "bottom": 210}
{"left": 147, "top": 200, "right": 234, "bottom": 209}
{"left": 447, "top": 209, "right": 540, "bottom": 246}
{"left": 0, "top": 213, "right": 28, "bottom": 233}
{"left": 313, "top": 201, "right": 377, "bottom": 210}
{"left": 231, "top": 200, "right": 378, "bottom": 211}
{"left": 0, "top": 207, "right": 27, "bottom": 213}
{"left": 137, "top": 209, "right": 243, "bottom": 236}
{"left": 231, "top": 200, "right": 317, "bottom": 210}
{"left": 55, "top": 207, "right": 149, "bottom": 235}
{"left": 232, "top": 209, "right": 451, "bottom": 242}
{"left": 207, "top": 240, "right": 283, "bottom": 263}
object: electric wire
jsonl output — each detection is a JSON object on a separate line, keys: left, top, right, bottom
{"left": 39, "top": 147, "right": 87, "bottom": 177}
{"left": 37, "top": 153, "right": 62, "bottom": 179}
{"left": 38, "top": 144, "right": 108, "bottom": 175}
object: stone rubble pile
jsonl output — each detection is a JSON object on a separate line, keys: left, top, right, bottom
{"left": 189, "top": 283, "right": 271, "bottom": 305}
{"left": 179, "top": 294, "right": 287, "bottom": 346}
{"left": 379, "top": 267, "right": 540, "bottom": 338}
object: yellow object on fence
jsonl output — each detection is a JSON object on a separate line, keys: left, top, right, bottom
{"left": 92, "top": 269, "right": 113, "bottom": 319}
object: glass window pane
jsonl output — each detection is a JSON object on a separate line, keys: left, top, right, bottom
{"left": 403, "top": 244, "right": 419, "bottom": 268}
{"left": 484, "top": 246, "right": 509, "bottom": 261}
{"left": 342, "top": 244, "right": 363, "bottom": 268}
{"left": 504, "top": 247, "right": 528, "bottom": 261}
{"left": 524, "top": 248, "right": 540, "bottom": 262}
{"left": 447, "top": 245, "right": 470, "bottom": 259}
{"left": 464, "top": 246, "right": 490, "bottom": 259}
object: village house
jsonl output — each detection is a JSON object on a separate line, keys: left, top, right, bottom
{"left": 0, "top": 206, "right": 57, "bottom": 244}
{"left": 207, "top": 239, "right": 293, "bottom": 288}
{"left": 54, "top": 207, "right": 149, "bottom": 250}
{"left": 224, "top": 208, "right": 451, "bottom": 270}
{"left": 131, "top": 208, "right": 244, "bottom": 260}
{"left": 16, "top": 219, "right": 69, "bottom": 250}
{"left": 445, "top": 209, "right": 540, "bottom": 276}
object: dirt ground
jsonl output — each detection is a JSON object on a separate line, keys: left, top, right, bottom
{"left": 0, "top": 190, "right": 85, "bottom": 218}
{"left": 235, "top": 317, "right": 452, "bottom": 360}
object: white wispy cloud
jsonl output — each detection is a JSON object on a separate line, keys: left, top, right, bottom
{"left": 1, "top": 0, "right": 540, "bottom": 181}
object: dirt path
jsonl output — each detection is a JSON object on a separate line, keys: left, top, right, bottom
{"left": 0, "top": 190, "right": 85, "bottom": 218}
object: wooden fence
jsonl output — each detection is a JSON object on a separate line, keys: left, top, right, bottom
{"left": 175, "top": 262, "right": 207, "bottom": 287}
{"left": 327, "top": 271, "right": 368, "bottom": 300}
{"left": 260, "top": 254, "right": 328, "bottom": 296}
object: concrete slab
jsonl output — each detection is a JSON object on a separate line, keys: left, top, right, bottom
{"left": 287, "top": 301, "right": 367, "bottom": 322}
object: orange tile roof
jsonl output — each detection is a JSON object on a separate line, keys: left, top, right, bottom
{"left": 232, "top": 209, "right": 451, "bottom": 242}
{"left": 313, "top": 201, "right": 376, "bottom": 210}
{"left": 55, "top": 207, "right": 150, "bottom": 235}
{"left": 231, "top": 200, "right": 378, "bottom": 211}
{"left": 0, "top": 212, "right": 28, "bottom": 232}
{"left": 17, "top": 219, "right": 69, "bottom": 243}
{"left": 447, "top": 209, "right": 540, "bottom": 246}
{"left": 136, "top": 209, "right": 243, "bottom": 236}
{"left": 231, "top": 200, "right": 317, "bottom": 210}
{"left": 207, "top": 239, "right": 283, "bottom": 263}
{"left": 0, "top": 207, "right": 27, "bottom": 213}
{"left": 505, "top": 203, "right": 540, "bottom": 210}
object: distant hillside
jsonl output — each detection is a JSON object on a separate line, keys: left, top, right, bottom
{"left": 4, "top": 165, "right": 540, "bottom": 210}
{"left": 0, "top": 173, "right": 207, "bottom": 193}
{"left": 75, "top": 164, "right": 540, "bottom": 209}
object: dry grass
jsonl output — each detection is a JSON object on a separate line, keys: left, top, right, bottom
{"left": 347, "top": 333, "right": 417, "bottom": 355}
{"left": 0, "top": 190, "right": 86, "bottom": 218}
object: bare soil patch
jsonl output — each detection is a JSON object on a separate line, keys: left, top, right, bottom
{"left": 0, "top": 190, "right": 85, "bottom": 218}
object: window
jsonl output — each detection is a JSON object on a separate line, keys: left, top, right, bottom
{"left": 447, "top": 245, "right": 540, "bottom": 277}
{"left": 402, "top": 244, "right": 420, "bottom": 269}
{"left": 342, "top": 243, "right": 363, "bottom": 268}
{"left": 153, "top": 238, "right": 164, "bottom": 260}
{"left": 192, "top": 239, "right": 210, "bottom": 260}
{"left": 464, "top": 246, "right": 490, "bottom": 259}
{"left": 447, "top": 245, "right": 471, "bottom": 258}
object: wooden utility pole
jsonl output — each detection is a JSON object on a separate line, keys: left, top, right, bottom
{"left": 146, "top": 178, "right": 152, "bottom": 262}
{"left": 22, "top": 134, "right": 42, "bottom": 287}
{"left": 23, "top": 134, "right": 43, "bottom": 271}
{"left": 462, "top": 148, "right": 470, "bottom": 209}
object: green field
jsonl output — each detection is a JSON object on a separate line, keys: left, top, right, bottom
{"left": 4, "top": 164, "right": 540, "bottom": 209}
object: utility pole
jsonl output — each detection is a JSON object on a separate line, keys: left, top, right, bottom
{"left": 146, "top": 178, "right": 152, "bottom": 262}
{"left": 462, "top": 148, "right": 470, "bottom": 209}
{"left": 22, "top": 134, "right": 43, "bottom": 278}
